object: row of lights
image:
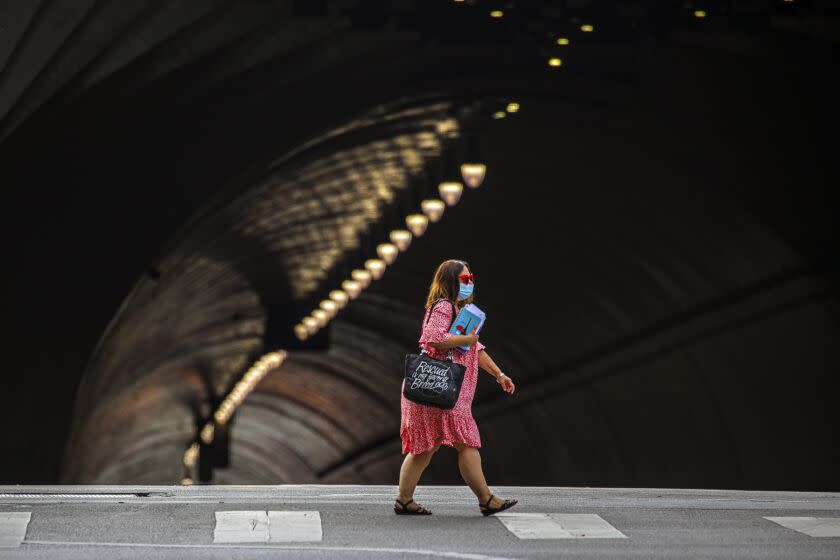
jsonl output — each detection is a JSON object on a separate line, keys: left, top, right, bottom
{"left": 181, "top": 349, "right": 289, "bottom": 482}
{"left": 451, "top": 0, "right": 592, "bottom": 69}
{"left": 492, "top": 100, "right": 520, "bottom": 120}
{"left": 200, "top": 350, "right": 288, "bottom": 444}
{"left": 293, "top": 160, "right": 488, "bottom": 341}
{"left": 548, "top": 24, "right": 592, "bottom": 68}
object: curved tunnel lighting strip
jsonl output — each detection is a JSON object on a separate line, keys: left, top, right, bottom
{"left": 182, "top": 350, "right": 288, "bottom": 477}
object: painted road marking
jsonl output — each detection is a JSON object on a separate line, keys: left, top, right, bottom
{"left": 0, "top": 512, "right": 31, "bottom": 548}
{"left": 496, "top": 513, "right": 627, "bottom": 539}
{"left": 214, "top": 511, "right": 322, "bottom": 543}
{"left": 764, "top": 516, "right": 840, "bottom": 537}
{"left": 214, "top": 511, "right": 269, "bottom": 543}
{"left": 23, "top": 540, "right": 515, "bottom": 558}
{"left": 268, "top": 511, "right": 322, "bottom": 542}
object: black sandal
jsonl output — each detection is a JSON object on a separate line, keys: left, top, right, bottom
{"left": 480, "top": 494, "right": 518, "bottom": 517}
{"left": 394, "top": 498, "right": 432, "bottom": 515}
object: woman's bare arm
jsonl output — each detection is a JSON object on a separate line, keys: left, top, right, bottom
{"left": 477, "top": 349, "right": 502, "bottom": 379}
{"left": 478, "top": 349, "right": 515, "bottom": 394}
{"left": 428, "top": 325, "right": 479, "bottom": 350}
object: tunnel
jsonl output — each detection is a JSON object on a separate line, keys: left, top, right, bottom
{"left": 0, "top": 0, "right": 837, "bottom": 492}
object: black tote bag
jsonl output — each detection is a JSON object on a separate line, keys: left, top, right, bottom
{"left": 403, "top": 299, "right": 466, "bottom": 409}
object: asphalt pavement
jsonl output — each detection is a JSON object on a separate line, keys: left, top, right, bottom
{"left": 1, "top": 485, "right": 838, "bottom": 559}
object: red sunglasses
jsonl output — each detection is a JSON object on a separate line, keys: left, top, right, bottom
{"left": 458, "top": 273, "right": 475, "bottom": 284}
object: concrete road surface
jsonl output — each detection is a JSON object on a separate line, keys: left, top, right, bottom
{"left": 1, "top": 485, "right": 838, "bottom": 559}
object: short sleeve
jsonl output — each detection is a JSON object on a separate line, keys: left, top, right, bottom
{"left": 418, "top": 301, "right": 454, "bottom": 351}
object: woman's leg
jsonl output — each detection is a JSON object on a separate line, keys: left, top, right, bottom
{"left": 453, "top": 443, "right": 506, "bottom": 508}
{"left": 397, "top": 438, "right": 442, "bottom": 508}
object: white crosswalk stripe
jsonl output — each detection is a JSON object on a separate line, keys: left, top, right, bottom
{"left": 213, "top": 510, "right": 322, "bottom": 543}
{"left": 0, "top": 512, "right": 31, "bottom": 548}
{"left": 764, "top": 516, "right": 840, "bottom": 537}
{"left": 268, "top": 511, "right": 322, "bottom": 542}
{"left": 496, "top": 513, "right": 627, "bottom": 539}
{"left": 214, "top": 511, "right": 269, "bottom": 543}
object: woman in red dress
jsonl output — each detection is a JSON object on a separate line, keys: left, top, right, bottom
{"left": 394, "top": 259, "right": 518, "bottom": 516}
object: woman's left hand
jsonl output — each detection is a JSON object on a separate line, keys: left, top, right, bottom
{"left": 497, "top": 374, "right": 515, "bottom": 394}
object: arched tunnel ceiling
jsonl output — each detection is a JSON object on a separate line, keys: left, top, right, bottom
{"left": 0, "top": 1, "right": 837, "bottom": 489}
{"left": 62, "top": 99, "right": 461, "bottom": 482}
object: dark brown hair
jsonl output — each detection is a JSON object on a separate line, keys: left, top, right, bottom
{"left": 425, "top": 259, "right": 474, "bottom": 309}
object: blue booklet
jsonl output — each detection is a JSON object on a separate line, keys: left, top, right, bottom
{"left": 448, "top": 303, "right": 486, "bottom": 353}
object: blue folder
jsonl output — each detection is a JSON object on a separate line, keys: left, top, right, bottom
{"left": 448, "top": 303, "right": 486, "bottom": 353}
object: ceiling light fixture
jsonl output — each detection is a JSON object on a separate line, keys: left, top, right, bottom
{"left": 303, "top": 316, "right": 319, "bottom": 335}
{"left": 390, "top": 229, "right": 412, "bottom": 251}
{"left": 312, "top": 309, "right": 330, "bottom": 327}
{"left": 352, "top": 268, "right": 373, "bottom": 287}
{"left": 438, "top": 181, "right": 464, "bottom": 206}
{"left": 329, "top": 289, "right": 350, "bottom": 307}
{"left": 365, "top": 258, "right": 387, "bottom": 279}
{"left": 320, "top": 299, "right": 339, "bottom": 316}
{"left": 421, "top": 199, "right": 446, "bottom": 222}
{"left": 294, "top": 324, "right": 309, "bottom": 341}
{"left": 405, "top": 213, "right": 429, "bottom": 236}
{"left": 342, "top": 279, "right": 362, "bottom": 298}
{"left": 377, "top": 242, "right": 399, "bottom": 264}
{"left": 460, "top": 163, "right": 487, "bottom": 189}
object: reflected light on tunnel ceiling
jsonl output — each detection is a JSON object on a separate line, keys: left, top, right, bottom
{"left": 352, "top": 268, "right": 373, "bottom": 287}
{"left": 342, "top": 279, "right": 362, "bottom": 298}
{"left": 436, "top": 118, "right": 459, "bottom": 138}
{"left": 460, "top": 163, "right": 487, "bottom": 188}
{"left": 329, "top": 289, "right": 349, "bottom": 308}
{"left": 365, "top": 258, "right": 387, "bottom": 279}
{"left": 390, "top": 229, "right": 412, "bottom": 251}
{"left": 421, "top": 199, "right": 446, "bottom": 222}
{"left": 376, "top": 242, "right": 399, "bottom": 264}
{"left": 438, "top": 181, "right": 464, "bottom": 206}
{"left": 294, "top": 323, "right": 309, "bottom": 341}
{"left": 406, "top": 213, "right": 429, "bottom": 236}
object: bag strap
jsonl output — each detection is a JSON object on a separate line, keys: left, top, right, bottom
{"left": 421, "top": 298, "right": 458, "bottom": 360}
{"left": 425, "top": 298, "right": 457, "bottom": 328}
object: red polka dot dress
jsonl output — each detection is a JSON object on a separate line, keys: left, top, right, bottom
{"left": 400, "top": 300, "right": 486, "bottom": 455}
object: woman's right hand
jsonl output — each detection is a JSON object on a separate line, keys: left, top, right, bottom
{"left": 464, "top": 325, "right": 480, "bottom": 346}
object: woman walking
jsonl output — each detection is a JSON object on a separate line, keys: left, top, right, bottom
{"left": 395, "top": 259, "right": 518, "bottom": 516}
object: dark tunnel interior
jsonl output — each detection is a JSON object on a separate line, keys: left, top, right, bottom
{"left": 0, "top": 0, "right": 837, "bottom": 491}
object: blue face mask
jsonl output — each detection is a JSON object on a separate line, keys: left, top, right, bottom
{"left": 458, "top": 282, "right": 474, "bottom": 301}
